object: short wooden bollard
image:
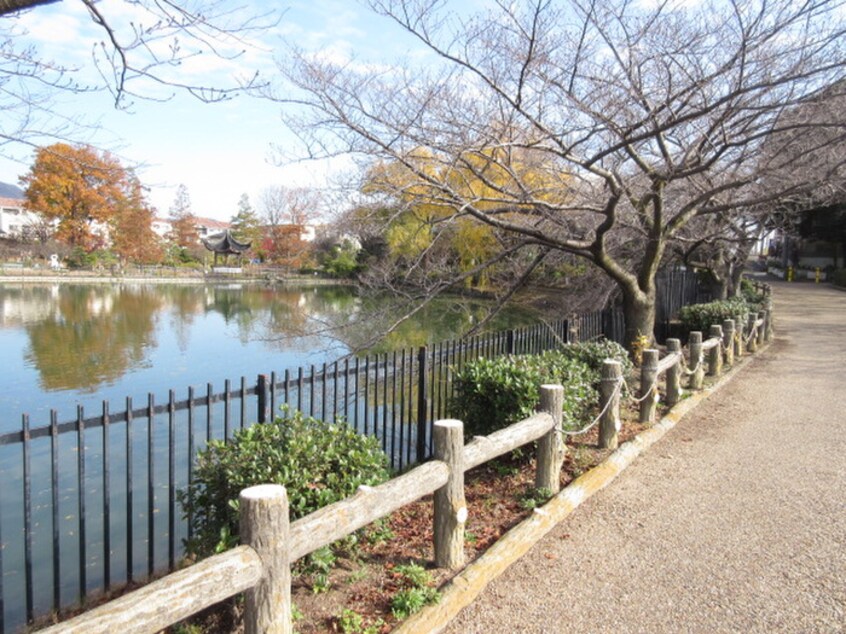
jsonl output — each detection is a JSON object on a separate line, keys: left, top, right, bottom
{"left": 747, "top": 314, "right": 758, "bottom": 353}
{"left": 433, "top": 420, "right": 466, "bottom": 570}
{"left": 735, "top": 317, "right": 745, "bottom": 358}
{"left": 536, "top": 385, "right": 565, "bottom": 492}
{"left": 665, "top": 339, "right": 682, "bottom": 406}
{"left": 765, "top": 302, "right": 774, "bottom": 340}
{"left": 599, "top": 360, "right": 622, "bottom": 449}
{"left": 757, "top": 311, "right": 767, "bottom": 346}
{"left": 639, "top": 349, "right": 659, "bottom": 424}
{"left": 240, "top": 484, "right": 292, "bottom": 634}
{"left": 688, "top": 332, "right": 705, "bottom": 389}
{"left": 708, "top": 325, "right": 723, "bottom": 376}
{"left": 722, "top": 319, "right": 735, "bottom": 367}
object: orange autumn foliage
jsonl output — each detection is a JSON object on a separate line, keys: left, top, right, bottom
{"left": 22, "top": 143, "right": 158, "bottom": 260}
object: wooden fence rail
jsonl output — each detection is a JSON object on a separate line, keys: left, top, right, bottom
{"left": 38, "top": 282, "right": 774, "bottom": 634}
{"left": 40, "top": 387, "right": 562, "bottom": 634}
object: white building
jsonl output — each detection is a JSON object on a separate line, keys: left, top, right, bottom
{"left": 0, "top": 197, "right": 43, "bottom": 239}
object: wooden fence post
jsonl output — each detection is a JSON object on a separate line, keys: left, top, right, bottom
{"left": 433, "top": 419, "right": 466, "bottom": 570}
{"left": 735, "top": 316, "right": 745, "bottom": 358}
{"left": 240, "top": 484, "right": 292, "bottom": 634}
{"left": 708, "top": 325, "right": 723, "bottom": 376}
{"left": 688, "top": 332, "right": 704, "bottom": 389}
{"left": 639, "top": 349, "right": 660, "bottom": 424}
{"left": 257, "top": 374, "right": 270, "bottom": 424}
{"left": 599, "top": 361, "right": 622, "bottom": 448}
{"left": 665, "top": 339, "right": 682, "bottom": 406}
{"left": 722, "top": 319, "right": 735, "bottom": 368}
{"left": 536, "top": 385, "right": 565, "bottom": 493}
{"left": 757, "top": 310, "right": 767, "bottom": 347}
{"left": 765, "top": 304, "right": 774, "bottom": 341}
{"left": 747, "top": 314, "right": 758, "bottom": 353}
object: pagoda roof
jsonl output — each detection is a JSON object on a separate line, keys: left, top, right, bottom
{"left": 202, "top": 229, "right": 251, "bottom": 254}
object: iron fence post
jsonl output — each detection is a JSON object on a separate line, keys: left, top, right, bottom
{"left": 416, "top": 345, "right": 429, "bottom": 463}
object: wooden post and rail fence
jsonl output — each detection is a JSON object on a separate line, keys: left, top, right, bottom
{"left": 40, "top": 289, "right": 773, "bottom": 634}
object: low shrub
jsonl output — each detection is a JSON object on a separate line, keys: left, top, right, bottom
{"left": 450, "top": 340, "right": 630, "bottom": 438}
{"left": 554, "top": 339, "right": 633, "bottom": 376}
{"left": 679, "top": 297, "right": 749, "bottom": 335}
{"left": 179, "top": 409, "right": 390, "bottom": 558}
{"left": 389, "top": 563, "right": 440, "bottom": 619}
{"left": 833, "top": 269, "right": 846, "bottom": 288}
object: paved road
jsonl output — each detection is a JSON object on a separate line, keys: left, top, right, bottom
{"left": 445, "top": 281, "right": 846, "bottom": 633}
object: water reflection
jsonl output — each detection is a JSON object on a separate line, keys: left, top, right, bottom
{"left": 24, "top": 286, "right": 161, "bottom": 391}
{"left": 0, "top": 282, "right": 535, "bottom": 423}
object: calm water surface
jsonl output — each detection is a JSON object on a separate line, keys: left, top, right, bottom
{"left": 0, "top": 281, "right": 535, "bottom": 433}
{"left": 0, "top": 281, "right": 538, "bottom": 630}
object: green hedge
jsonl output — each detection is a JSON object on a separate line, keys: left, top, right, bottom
{"left": 179, "top": 409, "right": 390, "bottom": 558}
{"left": 450, "top": 340, "right": 630, "bottom": 438}
{"left": 679, "top": 297, "right": 750, "bottom": 334}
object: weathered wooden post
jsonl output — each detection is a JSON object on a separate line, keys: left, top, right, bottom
{"left": 758, "top": 310, "right": 767, "bottom": 346}
{"left": 708, "top": 325, "right": 723, "bottom": 376}
{"left": 599, "top": 360, "right": 622, "bottom": 449}
{"left": 240, "top": 484, "right": 292, "bottom": 634}
{"left": 536, "top": 385, "right": 565, "bottom": 492}
{"left": 735, "top": 316, "right": 745, "bottom": 358}
{"left": 433, "top": 419, "right": 466, "bottom": 570}
{"left": 665, "top": 339, "right": 683, "bottom": 406}
{"left": 688, "top": 332, "right": 705, "bottom": 389}
{"left": 639, "top": 349, "right": 659, "bottom": 424}
{"left": 746, "top": 314, "right": 758, "bottom": 353}
{"left": 765, "top": 302, "right": 774, "bottom": 341}
{"left": 722, "top": 319, "right": 735, "bottom": 367}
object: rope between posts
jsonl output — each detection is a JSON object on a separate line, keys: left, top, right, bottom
{"left": 622, "top": 372, "right": 660, "bottom": 404}
{"left": 681, "top": 355, "right": 702, "bottom": 376}
{"left": 557, "top": 375, "right": 623, "bottom": 437}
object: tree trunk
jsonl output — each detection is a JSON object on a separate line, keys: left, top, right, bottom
{"left": 622, "top": 287, "right": 656, "bottom": 352}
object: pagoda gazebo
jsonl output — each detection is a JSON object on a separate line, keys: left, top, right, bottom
{"left": 202, "top": 230, "right": 251, "bottom": 271}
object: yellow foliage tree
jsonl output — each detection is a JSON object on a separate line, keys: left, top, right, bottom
{"left": 363, "top": 142, "right": 564, "bottom": 288}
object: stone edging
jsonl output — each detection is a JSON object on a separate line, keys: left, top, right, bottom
{"left": 395, "top": 348, "right": 766, "bottom": 634}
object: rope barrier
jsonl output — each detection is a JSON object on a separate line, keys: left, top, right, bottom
{"left": 621, "top": 372, "right": 660, "bottom": 404}
{"left": 557, "top": 376, "right": 623, "bottom": 437}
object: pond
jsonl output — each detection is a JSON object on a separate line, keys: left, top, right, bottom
{"left": 0, "top": 280, "right": 542, "bottom": 631}
{"left": 0, "top": 281, "right": 537, "bottom": 432}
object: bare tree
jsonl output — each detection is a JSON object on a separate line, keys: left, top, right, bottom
{"left": 0, "top": 1, "right": 277, "bottom": 157}
{"left": 274, "top": 0, "right": 846, "bottom": 347}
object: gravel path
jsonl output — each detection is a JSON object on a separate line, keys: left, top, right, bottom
{"left": 444, "top": 281, "right": 846, "bottom": 633}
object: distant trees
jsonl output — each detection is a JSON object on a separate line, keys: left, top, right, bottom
{"left": 21, "top": 142, "right": 157, "bottom": 259}
{"left": 167, "top": 184, "right": 203, "bottom": 263}
{"left": 110, "top": 174, "right": 162, "bottom": 264}
{"left": 260, "top": 185, "right": 321, "bottom": 268}
{"left": 277, "top": 0, "right": 846, "bottom": 346}
{"left": 230, "top": 193, "right": 262, "bottom": 259}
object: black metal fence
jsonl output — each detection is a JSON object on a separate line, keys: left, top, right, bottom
{"left": 0, "top": 268, "right": 700, "bottom": 632}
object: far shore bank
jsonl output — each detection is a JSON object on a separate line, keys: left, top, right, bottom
{"left": 0, "top": 270, "right": 351, "bottom": 286}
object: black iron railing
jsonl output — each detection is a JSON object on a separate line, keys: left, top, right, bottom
{"left": 0, "top": 267, "right": 703, "bottom": 632}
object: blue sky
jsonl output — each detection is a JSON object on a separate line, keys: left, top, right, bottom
{"left": 0, "top": 0, "right": 442, "bottom": 221}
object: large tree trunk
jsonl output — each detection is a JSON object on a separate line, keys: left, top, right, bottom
{"left": 621, "top": 286, "right": 656, "bottom": 352}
